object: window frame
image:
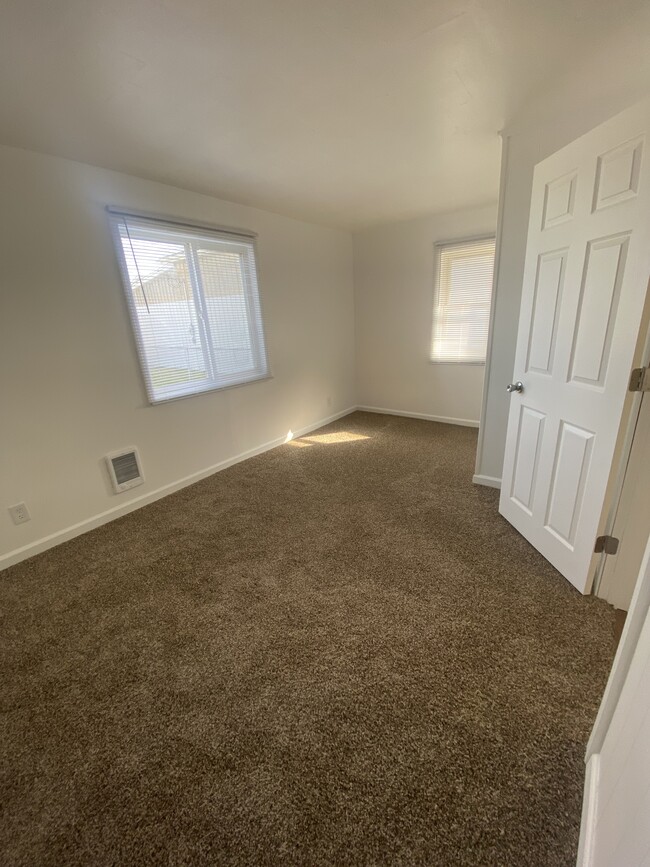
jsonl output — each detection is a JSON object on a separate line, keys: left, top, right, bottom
{"left": 107, "top": 208, "right": 271, "bottom": 405}
{"left": 430, "top": 234, "right": 496, "bottom": 366}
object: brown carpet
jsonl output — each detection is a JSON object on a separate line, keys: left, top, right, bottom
{"left": 1, "top": 412, "right": 615, "bottom": 866}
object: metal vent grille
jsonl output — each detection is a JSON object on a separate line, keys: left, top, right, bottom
{"left": 112, "top": 452, "right": 140, "bottom": 486}
{"left": 106, "top": 448, "right": 144, "bottom": 493}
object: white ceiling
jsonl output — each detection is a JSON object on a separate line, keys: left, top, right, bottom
{"left": 0, "top": 0, "right": 645, "bottom": 228}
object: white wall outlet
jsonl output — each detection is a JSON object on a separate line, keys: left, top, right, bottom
{"left": 9, "top": 502, "right": 31, "bottom": 525}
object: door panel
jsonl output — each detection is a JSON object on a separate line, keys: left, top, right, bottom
{"left": 569, "top": 233, "right": 629, "bottom": 385}
{"left": 499, "top": 100, "right": 650, "bottom": 592}
{"left": 511, "top": 406, "right": 545, "bottom": 513}
{"left": 545, "top": 422, "right": 594, "bottom": 548}
{"left": 527, "top": 250, "right": 566, "bottom": 374}
{"left": 593, "top": 137, "right": 643, "bottom": 210}
{"left": 542, "top": 171, "right": 577, "bottom": 229}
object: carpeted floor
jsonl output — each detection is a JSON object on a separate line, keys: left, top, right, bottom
{"left": 1, "top": 412, "right": 616, "bottom": 866}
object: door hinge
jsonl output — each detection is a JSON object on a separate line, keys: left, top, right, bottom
{"left": 629, "top": 366, "right": 650, "bottom": 392}
{"left": 595, "top": 535, "right": 620, "bottom": 555}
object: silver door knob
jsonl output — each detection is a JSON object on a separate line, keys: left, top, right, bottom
{"left": 506, "top": 381, "right": 524, "bottom": 393}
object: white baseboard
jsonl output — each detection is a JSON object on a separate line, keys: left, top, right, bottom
{"left": 357, "top": 405, "right": 479, "bottom": 428}
{"left": 472, "top": 473, "right": 502, "bottom": 489}
{"left": 576, "top": 754, "right": 600, "bottom": 867}
{"left": 0, "top": 406, "right": 357, "bottom": 571}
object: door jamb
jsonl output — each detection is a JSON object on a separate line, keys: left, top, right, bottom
{"left": 578, "top": 533, "right": 650, "bottom": 864}
{"left": 590, "top": 278, "right": 650, "bottom": 596}
{"left": 474, "top": 132, "right": 510, "bottom": 481}
{"left": 587, "top": 535, "right": 650, "bottom": 757}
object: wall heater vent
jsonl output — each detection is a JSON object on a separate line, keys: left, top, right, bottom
{"left": 106, "top": 448, "right": 144, "bottom": 493}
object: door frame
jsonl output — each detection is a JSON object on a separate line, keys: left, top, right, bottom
{"left": 577, "top": 531, "right": 650, "bottom": 864}
{"left": 473, "top": 132, "right": 510, "bottom": 489}
{"left": 589, "top": 279, "right": 650, "bottom": 597}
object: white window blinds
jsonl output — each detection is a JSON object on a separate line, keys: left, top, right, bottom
{"left": 431, "top": 237, "right": 496, "bottom": 363}
{"left": 108, "top": 211, "right": 269, "bottom": 403}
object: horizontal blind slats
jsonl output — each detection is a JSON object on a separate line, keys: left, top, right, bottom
{"left": 110, "top": 213, "right": 269, "bottom": 403}
{"left": 431, "top": 238, "right": 495, "bottom": 363}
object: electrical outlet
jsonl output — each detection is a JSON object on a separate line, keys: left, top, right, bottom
{"left": 9, "top": 502, "right": 31, "bottom": 525}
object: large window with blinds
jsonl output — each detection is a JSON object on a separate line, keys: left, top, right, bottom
{"left": 109, "top": 210, "right": 269, "bottom": 404}
{"left": 430, "top": 237, "right": 496, "bottom": 364}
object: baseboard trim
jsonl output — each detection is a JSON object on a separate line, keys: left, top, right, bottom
{"left": 472, "top": 473, "right": 502, "bottom": 489}
{"left": 0, "top": 406, "right": 357, "bottom": 571}
{"left": 357, "top": 405, "right": 479, "bottom": 428}
{"left": 576, "top": 753, "right": 600, "bottom": 867}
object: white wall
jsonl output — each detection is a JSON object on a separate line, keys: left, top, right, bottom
{"left": 476, "top": 12, "right": 650, "bottom": 483}
{"left": 0, "top": 146, "right": 356, "bottom": 565}
{"left": 353, "top": 205, "right": 498, "bottom": 425}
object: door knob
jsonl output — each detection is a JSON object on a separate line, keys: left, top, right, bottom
{"left": 506, "top": 381, "right": 524, "bottom": 393}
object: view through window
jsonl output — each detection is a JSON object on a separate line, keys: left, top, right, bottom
{"left": 109, "top": 212, "right": 269, "bottom": 403}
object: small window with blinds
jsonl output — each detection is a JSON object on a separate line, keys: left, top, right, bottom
{"left": 431, "top": 237, "right": 496, "bottom": 364}
{"left": 108, "top": 210, "right": 269, "bottom": 403}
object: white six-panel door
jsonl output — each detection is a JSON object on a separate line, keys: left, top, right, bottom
{"left": 499, "top": 100, "right": 650, "bottom": 593}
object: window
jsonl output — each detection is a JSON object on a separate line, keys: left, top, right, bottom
{"left": 431, "top": 237, "right": 496, "bottom": 364}
{"left": 109, "top": 210, "right": 269, "bottom": 403}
